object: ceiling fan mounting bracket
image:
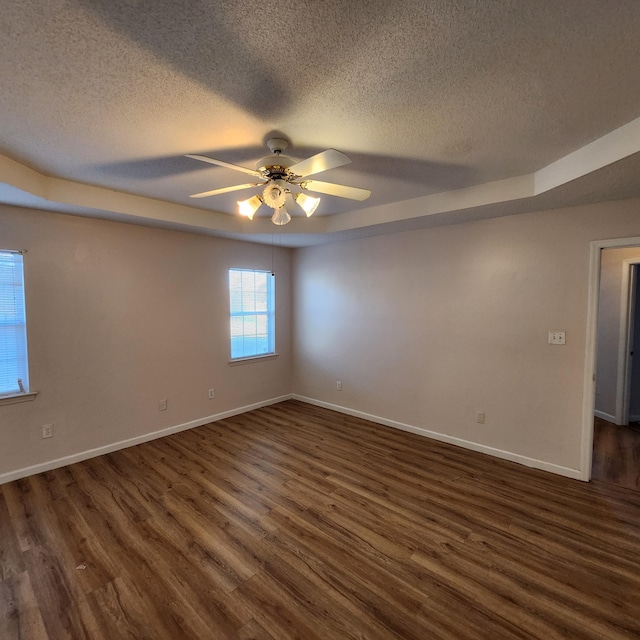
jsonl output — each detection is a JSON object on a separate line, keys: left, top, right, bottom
{"left": 265, "top": 138, "right": 289, "bottom": 155}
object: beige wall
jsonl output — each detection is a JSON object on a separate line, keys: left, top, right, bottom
{"left": 0, "top": 205, "right": 292, "bottom": 480}
{"left": 292, "top": 198, "right": 640, "bottom": 476}
{"left": 4, "top": 196, "right": 640, "bottom": 483}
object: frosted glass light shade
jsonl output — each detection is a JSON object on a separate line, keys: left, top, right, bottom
{"left": 296, "top": 192, "right": 320, "bottom": 217}
{"left": 271, "top": 208, "right": 291, "bottom": 226}
{"left": 238, "top": 195, "right": 262, "bottom": 219}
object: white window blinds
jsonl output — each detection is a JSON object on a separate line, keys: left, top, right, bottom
{"left": 229, "top": 268, "right": 275, "bottom": 359}
{"left": 0, "top": 251, "right": 29, "bottom": 396}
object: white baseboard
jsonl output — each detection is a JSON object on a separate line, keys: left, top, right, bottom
{"left": 4, "top": 393, "right": 583, "bottom": 485}
{"left": 594, "top": 409, "right": 618, "bottom": 423}
{"left": 0, "top": 394, "right": 293, "bottom": 485}
{"left": 293, "top": 395, "right": 583, "bottom": 481}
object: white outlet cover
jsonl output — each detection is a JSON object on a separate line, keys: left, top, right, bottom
{"left": 548, "top": 331, "right": 566, "bottom": 345}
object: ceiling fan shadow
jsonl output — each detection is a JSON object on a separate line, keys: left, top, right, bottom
{"left": 344, "top": 152, "right": 476, "bottom": 193}
{"left": 74, "top": 1, "right": 293, "bottom": 118}
{"left": 92, "top": 140, "right": 476, "bottom": 214}
{"left": 257, "top": 146, "right": 477, "bottom": 200}
{"left": 93, "top": 147, "right": 267, "bottom": 180}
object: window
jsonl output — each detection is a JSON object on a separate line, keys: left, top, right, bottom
{"left": 0, "top": 251, "right": 29, "bottom": 397}
{"left": 229, "top": 268, "right": 275, "bottom": 359}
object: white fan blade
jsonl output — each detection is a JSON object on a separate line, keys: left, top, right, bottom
{"left": 190, "top": 182, "right": 262, "bottom": 199}
{"left": 185, "top": 154, "right": 262, "bottom": 177}
{"left": 301, "top": 180, "right": 371, "bottom": 201}
{"left": 288, "top": 149, "right": 351, "bottom": 178}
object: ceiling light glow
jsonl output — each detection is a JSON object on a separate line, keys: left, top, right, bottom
{"left": 238, "top": 195, "right": 262, "bottom": 220}
{"left": 296, "top": 193, "right": 321, "bottom": 217}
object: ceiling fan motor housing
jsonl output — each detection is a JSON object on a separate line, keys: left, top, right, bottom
{"left": 257, "top": 157, "right": 296, "bottom": 178}
{"left": 257, "top": 137, "right": 298, "bottom": 181}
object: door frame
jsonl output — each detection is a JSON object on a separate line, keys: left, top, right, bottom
{"left": 618, "top": 260, "right": 640, "bottom": 425}
{"left": 582, "top": 236, "right": 640, "bottom": 481}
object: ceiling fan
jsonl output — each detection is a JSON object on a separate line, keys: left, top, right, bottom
{"left": 185, "top": 138, "right": 371, "bottom": 226}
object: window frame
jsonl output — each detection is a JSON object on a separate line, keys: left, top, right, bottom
{"left": 0, "top": 249, "right": 34, "bottom": 404}
{"left": 228, "top": 268, "right": 276, "bottom": 361}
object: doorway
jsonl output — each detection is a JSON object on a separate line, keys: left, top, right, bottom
{"left": 591, "top": 416, "right": 640, "bottom": 490}
{"left": 594, "top": 252, "right": 640, "bottom": 426}
{"left": 590, "top": 245, "right": 640, "bottom": 490}
{"left": 625, "top": 266, "right": 640, "bottom": 422}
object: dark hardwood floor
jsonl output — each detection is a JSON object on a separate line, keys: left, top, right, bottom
{"left": 2, "top": 400, "right": 640, "bottom": 639}
{"left": 592, "top": 416, "right": 640, "bottom": 490}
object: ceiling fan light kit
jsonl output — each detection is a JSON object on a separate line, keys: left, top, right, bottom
{"left": 187, "top": 137, "right": 371, "bottom": 226}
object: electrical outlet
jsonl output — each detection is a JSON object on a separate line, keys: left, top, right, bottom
{"left": 476, "top": 412, "right": 485, "bottom": 424}
{"left": 159, "top": 399, "right": 167, "bottom": 411}
{"left": 208, "top": 388, "right": 215, "bottom": 399}
{"left": 548, "top": 331, "right": 566, "bottom": 345}
{"left": 336, "top": 381, "right": 342, "bottom": 391}
{"left": 42, "top": 424, "right": 54, "bottom": 439}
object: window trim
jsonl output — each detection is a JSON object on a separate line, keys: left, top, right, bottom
{"left": 228, "top": 267, "right": 276, "bottom": 360}
{"left": 0, "top": 249, "right": 31, "bottom": 400}
{"left": 0, "top": 391, "right": 37, "bottom": 406}
{"left": 228, "top": 353, "right": 279, "bottom": 366}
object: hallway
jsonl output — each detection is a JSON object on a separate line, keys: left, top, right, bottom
{"left": 592, "top": 417, "right": 640, "bottom": 491}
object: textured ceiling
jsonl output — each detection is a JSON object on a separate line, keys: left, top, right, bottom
{"left": 1, "top": 0, "right": 640, "bottom": 245}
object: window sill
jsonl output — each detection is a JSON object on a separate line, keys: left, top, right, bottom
{"left": 0, "top": 391, "right": 38, "bottom": 406}
{"left": 229, "top": 353, "right": 279, "bottom": 366}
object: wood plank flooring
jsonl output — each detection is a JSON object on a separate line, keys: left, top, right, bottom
{"left": 592, "top": 416, "right": 640, "bottom": 490}
{"left": 2, "top": 399, "right": 640, "bottom": 639}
